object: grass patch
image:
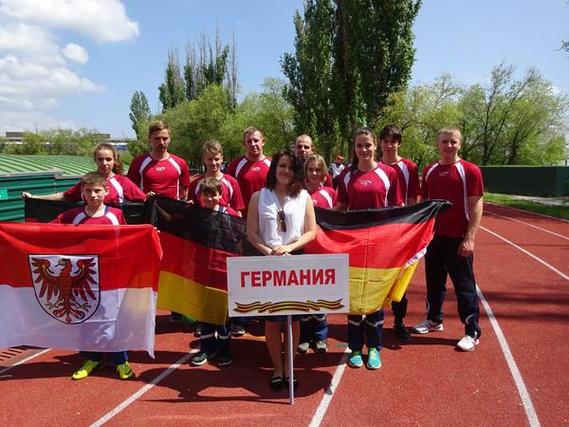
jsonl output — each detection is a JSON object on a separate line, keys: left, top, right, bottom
{"left": 484, "top": 192, "right": 569, "bottom": 220}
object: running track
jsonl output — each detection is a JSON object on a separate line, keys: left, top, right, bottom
{"left": 1, "top": 203, "right": 567, "bottom": 426}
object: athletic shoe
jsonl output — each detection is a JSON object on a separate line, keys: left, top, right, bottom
{"left": 394, "top": 324, "right": 412, "bottom": 342}
{"left": 116, "top": 361, "right": 134, "bottom": 380}
{"left": 457, "top": 335, "right": 480, "bottom": 352}
{"left": 193, "top": 323, "right": 202, "bottom": 338}
{"left": 314, "top": 340, "right": 328, "bottom": 353}
{"left": 71, "top": 359, "right": 103, "bottom": 380}
{"left": 297, "top": 342, "right": 310, "bottom": 354}
{"left": 231, "top": 324, "right": 246, "bottom": 337}
{"left": 413, "top": 319, "right": 444, "bottom": 334}
{"left": 217, "top": 351, "right": 233, "bottom": 367}
{"left": 366, "top": 348, "right": 382, "bottom": 370}
{"left": 191, "top": 351, "right": 210, "bottom": 366}
{"left": 348, "top": 351, "right": 363, "bottom": 368}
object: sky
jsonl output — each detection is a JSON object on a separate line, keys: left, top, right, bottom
{"left": 1, "top": 0, "right": 568, "bottom": 138}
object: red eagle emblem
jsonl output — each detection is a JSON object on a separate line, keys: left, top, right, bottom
{"left": 28, "top": 255, "right": 100, "bottom": 324}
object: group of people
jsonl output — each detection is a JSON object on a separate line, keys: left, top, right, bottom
{"left": 22, "top": 120, "right": 484, "bottom": 392}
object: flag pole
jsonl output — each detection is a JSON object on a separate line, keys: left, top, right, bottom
{"left": 287, "top": 314, "right": 294, "bottom": 404}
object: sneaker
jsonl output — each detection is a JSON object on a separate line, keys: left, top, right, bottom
{"left": 116, "top": 361, "right": 134, "bottom": 380}
{"left": 191, "top": 351, "right": 210, "bottom": 366}
{"left": 193, "top": 324, "right": 202, "bottom": 338}
{"left": 314, "top": 340, "right": 328, "bottom": 353}
{"left": 366, "top": 348, "right": 382, "bottom": 370}
{"left": 297, "top": 342, "right": 310, "bottom": 354}
{"left": 457, "top": 335, "right": 479, "bottom": 352}
{"left": 71, "top": 359, "right": 103, "bottom": 380}
{"left": 394, "top": 324, "right": 412, "bottom": 343}
{"left": 348, "top": 351, "right": 363, "bottom": 368}
{"left": 217, "top": 351, "right": 233, "bottom": 367}
{"left": 413, "top": 319, "right": 444, "bottom": 334}
{"left": 231, "top": 324, "right": 246, "bottom": 337}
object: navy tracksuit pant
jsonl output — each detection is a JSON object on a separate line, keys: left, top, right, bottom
{"left": 425, "top": 234, "right": 481, "bottom": 338}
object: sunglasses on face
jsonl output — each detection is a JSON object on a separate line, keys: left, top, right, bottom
{"left": 277, "top": 209, "right": 287, "bottom": 232}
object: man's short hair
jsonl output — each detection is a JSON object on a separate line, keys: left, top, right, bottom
{"left": 202, "top": 140, "right": 223, "bottom": 157}
{"left": 437, "top": 127, "right": 462, "bottom": 142}
{"left": 148, "top": 120, "right": 170, "bottom": 138}
{"left": 296, "top": 134, "right": 313, "bottom": 146}
{"left": 199, "top": 176, "right": 222, "bottom": 196}
{"left": 243, "top": 127, "right": 263, "bottom": 140}
{"left": 80, "top": 172, "right": 107, "bottom": 188}
{"left": 379, "top": 125, "right": 402, "bottom": 144}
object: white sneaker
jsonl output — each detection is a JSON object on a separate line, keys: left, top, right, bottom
{"left": 457, "top": 335, "right": 479, "bottom": 352}
{"left": 413, "top": 319, "right": 444, "bottom": 334}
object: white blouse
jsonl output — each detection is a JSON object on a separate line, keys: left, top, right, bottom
{"left": 258, "top": 188, "right": 309, "bottom": 248}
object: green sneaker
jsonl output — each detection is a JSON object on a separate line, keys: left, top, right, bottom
{"left": 116, "top": 361, "right": 134, "bottom": 380}
{"left": 71, "top": 359, "right": 103, "bottom": 380}
{"left": 348, "top": 351, "right": 363, "bottom": 368}
{"left": 366, "top": 348, "right": 382, "bottom": 370}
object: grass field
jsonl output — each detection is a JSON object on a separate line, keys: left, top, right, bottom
{"left": 485, "top": 192, "right": 569, "bottom": 220}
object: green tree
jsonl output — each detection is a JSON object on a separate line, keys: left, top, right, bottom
{"left": 158, "top": 49, "right": 186, "bottom": 112}
{"left": 20, "top": 132, "right": 45, "bottom": 154}
{"left": 159, "top": 84, "right": 233, "bottom": 164}
{"left": 282, "top": 0, "right": 422, "bottom": 158}
{"left": 380, "top": 74, "right": 461, "bottom": 167}
{"left": 336, "top": 0, "right": 421, "bottom": 126}
{"left": 184, "top": 32, "right": 229, "bottom": 101}
{"left": 382, "top": 66, "right": 568, "bottom": 166}
{"left": 129, "top": 90, "right": 151, "bottom": 139}
{"left": 282, "top": 0, "right": 340, "bottom": 160}
{"left": 220, "top": 78, "right": 295, "bottom": 159}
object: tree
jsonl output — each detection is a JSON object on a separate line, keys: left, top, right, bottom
{"left": 335, "top": 1, "right": 421, "bottom": 126}
{"left": 220, "top": 78, "right": 296, "bottom": 159}
{"left": 160, "top": 84, "right": 234, "bottom": 164}
{"left": 282, "top": 0, "right": 422, "bottom": 158}
{"left": 129, "top": 91, "right": 151, "bottom": 139}
{"left": 158, "top": 49, "right": 186, "bottom": 112}
{"left": 183, "top": 30, "right": 238, "bottom": 107}
{"left": 282, "top": 0, "right": 340, "bottom": 160}
{"left": 382, "top": 66, "right": 568, "bottom": 167}
{"left": 380, "top": 74, "right": 461, "bottom": 167}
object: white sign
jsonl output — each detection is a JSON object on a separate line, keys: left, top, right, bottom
{"left": 227, "top": 254, "right": 349, "bottom": 317}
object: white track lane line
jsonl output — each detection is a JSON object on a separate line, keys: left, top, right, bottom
{"left": 485, "top": 211, "right": 569, "bottom": 241}
{"left": 477, "top": 286, "right": 540, "bottom": 427}
{"left": 309, "top": 347, "right": 350, "bottom": 427}
{"left": 481, "top": 226, "right": 569, "bottom": 281}
{"left": 0, "top": 348, "right": 51, "bottom": 376}
{"left": 90, "top": 350, "right": 197, "bottom": 427}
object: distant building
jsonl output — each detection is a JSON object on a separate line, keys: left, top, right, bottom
{"left": 1, "top": 131, "right": 134, "bottom": 150}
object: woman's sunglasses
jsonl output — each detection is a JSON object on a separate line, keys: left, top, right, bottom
{"left": 277, "top": 209, "right": 287, "bottom": 232}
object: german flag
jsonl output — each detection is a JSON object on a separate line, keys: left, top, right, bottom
{"left": 306, "top": 200, "right": 450, "bottom": 315}
{"left": 24, "top": 198, "right": 146, "bottom": 224}
{"left": 148, "top": 197, "right": 246, "bottom": 325}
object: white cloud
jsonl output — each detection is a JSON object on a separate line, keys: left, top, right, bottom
{"left": 0, "top": 0, "right": 136, "bottom": 133}
{"left": 62, "top": 43, "right": 88, "bottom": 64}
{"left": 0, "top": 0, "right": 139, "bottom": 43}
{"left": 0, "top": 54, "right": 104, "bottom": 102}
{"left": 0, "top": 22, "right": 64, "bottom": 65}
{"left": 0, "top": 109, "right": 76, "bottom": 134}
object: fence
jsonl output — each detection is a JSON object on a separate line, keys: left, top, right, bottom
{"left": 0, "top": 172, "right": 78, "bottom": 222}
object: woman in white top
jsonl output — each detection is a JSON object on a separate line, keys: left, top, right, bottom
{"left": 247, "top": 150, "right": 316, "bottom": 391}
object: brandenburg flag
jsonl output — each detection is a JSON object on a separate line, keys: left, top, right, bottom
{"left": 306, "top": 200, "right": 449, "bottom": 314}
{"left": 148, "top": 197, "right": 246, "bottom": 326}
{"left": 0, "top": 222, "right": 162, "bottom": 356}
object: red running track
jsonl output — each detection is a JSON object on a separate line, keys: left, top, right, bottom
{"left": 1, "top": 203, "right": 567, "bottom": 426}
